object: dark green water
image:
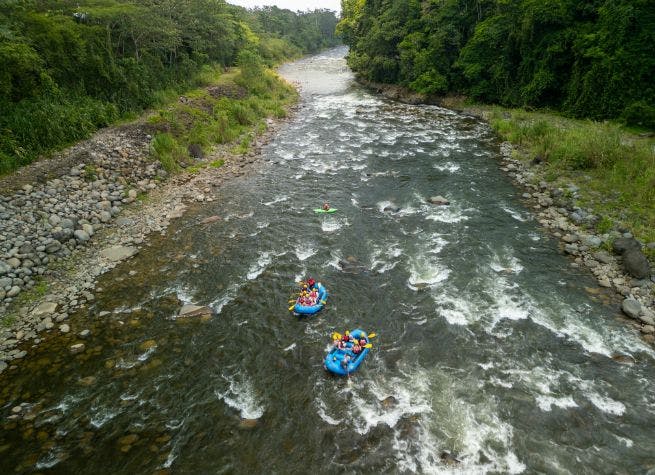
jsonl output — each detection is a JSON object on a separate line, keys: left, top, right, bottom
{"left": 2, "top": 47, "right": 655, "bottom": 474}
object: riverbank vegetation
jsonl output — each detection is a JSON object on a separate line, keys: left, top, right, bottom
{"left": 463, "top": 102, "right": 655, "bottom": 251}
{"left": 338, "top": 0, "right": 654, "bottom": 126}
{"left": 149, "top": 51, "right": 297, "bottom": 173}
{"left": 0, "top": 1, "right": 339, "bottom": 174}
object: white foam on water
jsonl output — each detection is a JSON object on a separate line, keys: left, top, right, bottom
{"left": 316, "top": 397, "right": 342, "bottom": 426}
{"left": 137, "top": 347, "right": 156, "bottom": 362}
{"left": 174, "top": 286, "right": 195, "bottom": 305}
{"left": 369, "top": 239, "right": 404, "bottom": 274}
{"left": 436, "top": 295, "right": 475, "bottom": 326}
{"left": 615, "top": 435, "right": 633, "bottom": 448}
{"left": 433, "top": 162, "right": 461, "bottom": 173}
{"left": 216, "top": 374, "right": 264, "bottom": 420}
{"left": 535, "top": 395, "right": 578, "bottom": 412}
{"left": 283, "top": 343, "right": 296, "bottom": 352}
{"left": 577, "top": 379, "right": 626, "bottom": 416}
{"left": 247, "top": 252, "right": 272, "bottom": 280}
{"left": 501, "top": 206, "right": 529, "bottom": 222}
{"left": 489, "top": 248, "right": 524, "bottom": 274}
{"left": 262, "top": 195, "right": 289, "bottom": 206}
{"left": 406, "top": 236, "right": 450, "bottom": 291}
{"left": 36, "top": 450, "right": 64, "bottom": 470}
{"left": 321, "top": 217, "right": 348, "bottom": 233}
{"left": 89, "top": 407, "right": 120, "bottom": 428}
{"left": 586, "top": 393, "right": 625, "bottom": 416}
{"left": 425, "top": 205, "right": 471, "bottom": 224}
{"left": 295, "top": 244, "right": 316, "bottom": 261}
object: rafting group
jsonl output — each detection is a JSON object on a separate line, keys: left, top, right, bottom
{"left": 288, "top": 203, "right": 374, "bottom": 376}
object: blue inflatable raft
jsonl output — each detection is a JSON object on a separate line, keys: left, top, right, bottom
{"left": 324, "top": 329, "right": 370, "bottom": 376}
{"left": 293, "top": 283, "right": 328, "bottom": 315}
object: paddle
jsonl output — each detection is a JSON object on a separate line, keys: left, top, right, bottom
{"left": 332, "top": 332, "right": 342, "bottom": 340}
{"left": 367, "top": 333, "right": 377, "bottom": 339}
{"left": 288, "top": 305, "right": 295, "bottom": 311}
{"left": 364, "top": 343, "right": 373, "bottom": 349}
{"left": 320, "top": 300, "right": 326, "bottom": 305}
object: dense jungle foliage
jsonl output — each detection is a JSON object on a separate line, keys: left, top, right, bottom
{"left": 338, "top": 0, "right": 655, "bottom": 127}
{"left": 0, "top": 0, "right": 339, "bottom": 173}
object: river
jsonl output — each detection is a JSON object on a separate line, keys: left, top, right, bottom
{"left": 2, "top": 47, "right": 655, "bottom": 474}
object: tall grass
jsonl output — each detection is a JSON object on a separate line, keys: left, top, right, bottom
{"left": 489, "top": 107, "right": 655, "bottom": 245}
{"left": 146, "top": 65, "right": 297, "bottom": 171}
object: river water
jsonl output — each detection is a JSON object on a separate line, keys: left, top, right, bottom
{"left": 2, "top": 47, "right": 655, "bottom": 474}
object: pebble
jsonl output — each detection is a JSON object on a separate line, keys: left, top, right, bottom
{"left": 70, "top": 343, "right": 85, "bottom": 354}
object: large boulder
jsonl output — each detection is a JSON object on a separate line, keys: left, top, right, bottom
{"left": 623, "top": 249, "right": 651, "bottom": 279}
{"left": 613, "top": 237, "right": 641, "bottom": 255}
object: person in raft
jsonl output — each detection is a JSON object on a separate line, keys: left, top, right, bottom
{"left": 306, "top": 277, "right": 317, "bottom": 290}
{"left": 322, "top": 202, "right": 330, "bottom": 211}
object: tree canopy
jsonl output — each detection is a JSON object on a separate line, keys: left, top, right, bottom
{"left": 338, "top": 0, "right": 655, "bottom": 126}
{"left": 0, "top": 0, "right": 340, "bottom": 172}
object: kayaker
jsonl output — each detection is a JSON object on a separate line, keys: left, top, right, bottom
{"left": 322, "top": 202, "right": 330, "bottom": 211}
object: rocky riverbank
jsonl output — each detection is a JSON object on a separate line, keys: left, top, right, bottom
{"left": 0, "top": 103, "right": 297, "bottom": 375}
{"left": 496, "top": 142, "right": 655, "bottom": 342}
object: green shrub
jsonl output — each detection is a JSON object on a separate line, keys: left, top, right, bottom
{"left": 150, "top": 133, "right": 186, "bottom": 172}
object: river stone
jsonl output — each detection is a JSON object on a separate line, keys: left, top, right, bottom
{"left": 139, "top": 340, "right": 157, "bottom": 351}
{"left": 45, "top": 241, "right": 62, "bottom": 254}
{"left": 641, "top": 325, "right": 655, "bottom": 334}
{"left": 0, "top": 261, "right": 10, "bottom": 275}
{"left": 7, "top": 286, "right": 21, "bottom": 298}
{"left": 7, "top": 257, "right": 21, "bottom": 268}
{"left": 79, "top": 329, "right": 91, "bottom": 339}
{"left": 70, "top": 343, "right": 85, "bottom": 354}
{"left": 60, "top": 218, "right": 75, "bottom": 230}
{"left": 593, "top": 251, "right": 613, "bottom": 265}
{"left": 0, "top": 361, "right": 6, "bottom": 373}
{"left": 621, "top": 298, "right": 642, "bottom": 319}
{"left": 118, "top": 434, "right": 139, "bottom": 446}
{"left": 74, "top": 230, "right": 90, "bottom": 242}
{"left": 200, "top": 215, "right": 221, "bottom": 224}
{"left": 100, "top": 246, "right": 137, "bottom": 262}
{"left": 33, "top": 301, "right": 58, "bottom": 317}
{"left": 178, "top": 305, "right": 213, "bottom": 318}
{"left": 239, "top": 419, "right": 259, "bottom": 429}
{"left": 562, "top": 234, "right": 578, "bottom": 244}
{"left": 581, "top": 235, "right": 602, "bottom": 248}
{"left": 623, "top": 249, "right": 650, "bottom": 279}
{"left": 611, "top": 353, "right": 636, "bottom": 365}
{"left": 59, "top": 324, "right": 70, "bottom": 333}
{"left": 613, "top": 237, "right": 641, "bottom": 255}
{"left": 78, "top": 376, "right": 97, "bottom": 386}
{"left": 427, "top": 195, "right": 450, "bottom": 205}
{"left": 82, "top": 223, "right": 94, "bottom": 236}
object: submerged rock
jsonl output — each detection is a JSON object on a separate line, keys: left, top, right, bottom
{"left": 200, "top": 215, "right": 221, "bottom": 225}
{"left": 178, "top": 305, "right": 213, "bottom": 319}
{"left": 100, "top": 246, "right": 137, "bottom": 262}
{"left": 427, "top": 195, "right": 450, "bottom": 205}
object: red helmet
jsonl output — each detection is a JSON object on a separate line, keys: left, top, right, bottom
{"left": 307, "top": 278, "right": 316, "bottom": 286}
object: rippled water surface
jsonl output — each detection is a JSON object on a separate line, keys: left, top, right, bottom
{"left": 2, "top": 47, "right": 655, "bottom": 474}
